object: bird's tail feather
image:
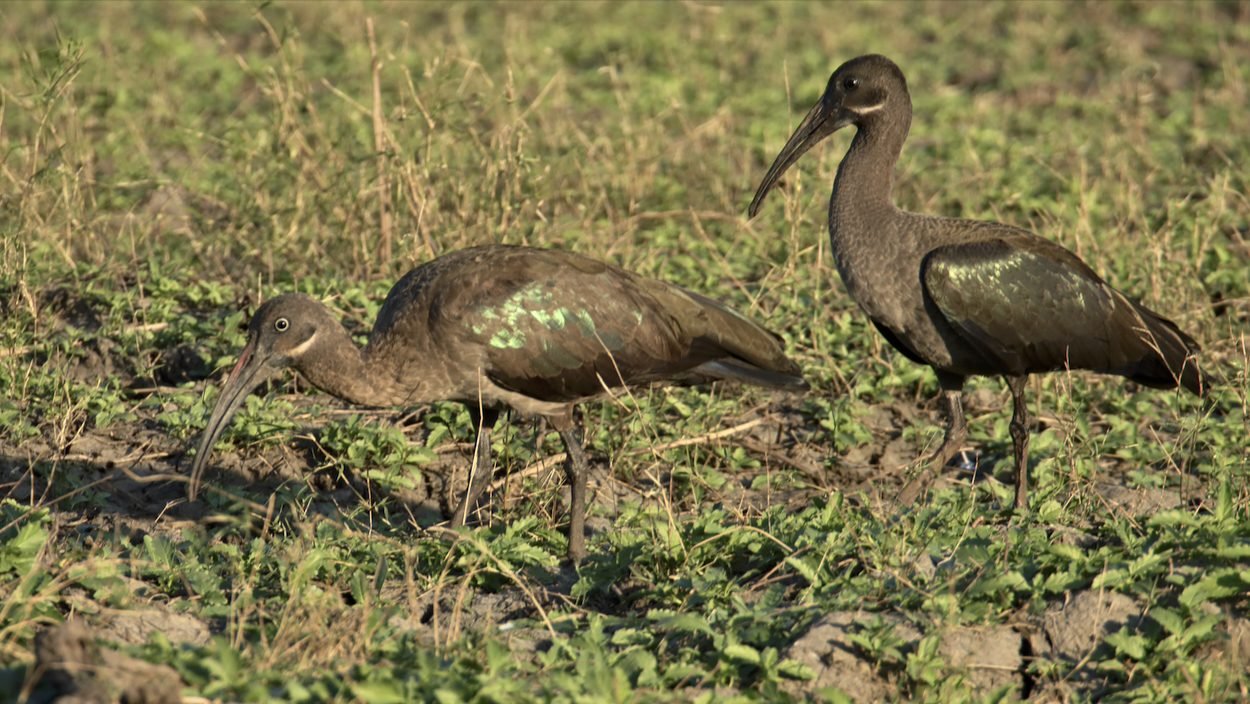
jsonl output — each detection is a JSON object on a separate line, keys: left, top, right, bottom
{"left": 1126, "top": 302, "right": 1208, "bottom": 397}
{"left": 682, "top": 289, "right": 805, "bottom": 377}
{"left": 689, "top": 360, "right": 810, "bottom": 393}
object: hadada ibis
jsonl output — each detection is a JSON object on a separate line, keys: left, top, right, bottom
{"left": 749, "top": 54, "right": 1206, "bottom": 509}
{"left": 188, "top": 244, "right": 808, "bottom": 560}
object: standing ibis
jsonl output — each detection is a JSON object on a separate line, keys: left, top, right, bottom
{"left": 188, "top": 244, "right": 808, "bottom": 560}
{"left": 748, "top": 54, "right": 1205, "bottom": 509}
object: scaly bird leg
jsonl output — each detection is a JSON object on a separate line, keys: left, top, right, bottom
{"left": 450, "top": 407, "right": 500, "bottom": 529}
{"left": 558, "top": 426, "right": 590, "bottom": 562}
{"left": 1006, "top": 375, "right": 1030, "bottom": 510}
{"left": 897, "top": 372, "right": 967, "bottom": 505}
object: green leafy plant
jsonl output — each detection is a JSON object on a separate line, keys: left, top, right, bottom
{"left": 316, "top": 414, "right": 434, "bottom": 491}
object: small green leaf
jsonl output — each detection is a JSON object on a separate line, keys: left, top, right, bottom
{"left": 1104, "top": 629, "right": 1147, "bottom": 660}
{"left": 352, "top": 680, "right": 405, "bottom": 704}
{"left": 722, "top": 643, "right": 760, "bottom": 664}
{"left": 785, "top": 555, "right": 819, "bottom": 586}
{"left": 654, "top": 612, "right": 715, "bottom": 635}
{"left": 1047, "top": 543, "right": 1084, "bottom": 561}
{"left": 1180, "top": 568, "right": 1249, "bottom": 608}
{"left": 778, "top": 659, "right": 817, "bottom": 680}
{"left": 1149, "top": 607, "right": 1184, "bottom": 635}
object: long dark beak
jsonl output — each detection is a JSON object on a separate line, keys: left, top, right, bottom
{"left": 188, "top": 338, "right": 279, "bottom": 500}
{"left": 748, "top": 93, "right": 847, "bottom": 218}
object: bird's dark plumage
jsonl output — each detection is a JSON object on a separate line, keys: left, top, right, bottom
{"left": 189, "top": 244, "right": 808, "bottom": 560}
{"left": 750, "top": 54, "right": 1205, "bottom": 508}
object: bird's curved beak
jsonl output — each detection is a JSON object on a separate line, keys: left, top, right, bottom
{"left": 187, "top": 337, "right": 280, "bottom": 501}
{"left": 748, "top": 91, "right": 852, "bottom": 218}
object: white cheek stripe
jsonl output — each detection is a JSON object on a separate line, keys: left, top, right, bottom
{"left": 286, "top": 331, "right": 318, "bottom": 357}
{"left": 853, "top": 102, "right": 887, "bottom": 115}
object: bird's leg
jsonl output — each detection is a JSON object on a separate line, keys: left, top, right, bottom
{"left": 531, "top": 416, "right": 549, "bottom": 459}
{"left": 450, "top": 407, "right": 500, "bottom": 529}
{"left": 897, "top": 372, "right": 967, "bottom": 505}
{"left": 1006, "top": 375, "right": 1030, "bottom": 510}
{"left": 558, "top": 425, "right": 590, "bottom": 563}
{"left": 927, "top": 387, "right": 969, "bottom": 470}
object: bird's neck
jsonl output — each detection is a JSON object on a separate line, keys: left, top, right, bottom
{"left": 828, "top": 109, "right": 911, "bottom": 238}
{"left": 294, "top": 326, "right": 395, "bottom": 408}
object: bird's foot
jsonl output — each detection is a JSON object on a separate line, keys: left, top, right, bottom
{"left": 896, "top": 467, "right": 937, "bottom": 506}
{"left": 897, "top": 447, "right": 979, "bottom": 506}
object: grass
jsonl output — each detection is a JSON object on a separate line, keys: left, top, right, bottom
{"left": 2, "top": 1, "right": 1249, "bottom": 702}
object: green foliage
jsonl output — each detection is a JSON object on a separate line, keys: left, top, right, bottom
{"left": 0, "top": 500, "right": 51, "bottom": 576}
{"left": 317, "top": 415, "right": 434, "bottom": 491}
{"left": 2, "top": 2, "right": 1248, "bottom": 702}
{"left": 0, "top": 399, "right": 39, "bottom": 444}
{"left": 846, "top": 615, "right": 907, "bottom": 674}
{"left": 0, "top": 501, "right": 60, "bottom": 648}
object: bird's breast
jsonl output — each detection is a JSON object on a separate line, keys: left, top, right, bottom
{"left": 829, "top": 233, "right": 981, "bottom": 371}
{"left": 831, "top": 238, "right": 918, "bottom": 333}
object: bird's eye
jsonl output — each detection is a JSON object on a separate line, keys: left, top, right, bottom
{"left": 842, "top": 77, "right": 860, "bottom": 92}
{"left": 274, "top": 318, "right": 290, "bottom": 332}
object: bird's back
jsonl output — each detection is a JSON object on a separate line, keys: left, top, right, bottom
{"left": 909, "top": 215, "right": 1206, "bottom": 394}
{"left": 365, "top": 245, "right": 806, "bottom": 408}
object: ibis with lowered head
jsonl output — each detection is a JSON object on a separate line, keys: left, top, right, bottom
{"left": 189, "top": 244, "right": 808, "bottom": 560}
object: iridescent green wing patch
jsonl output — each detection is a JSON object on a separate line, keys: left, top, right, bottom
{"left": 924, "top": 239, "right": 1118, "bottom": 374}
{"left": 465, "top": 276, "right": 644, "bottom": 385}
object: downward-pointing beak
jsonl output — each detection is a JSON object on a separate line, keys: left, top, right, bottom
{"left": 188, "top": 338, "right": 280, "bottom": 500}
{"left": 748, "top": 92, "right": 847, "bottom": 219}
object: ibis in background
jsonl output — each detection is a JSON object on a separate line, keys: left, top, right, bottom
{"left": 748, "top": 54, "right": 1206, "bottom": 509}
{"left": 188, "top": 244, "right": 808, "bottom": 560}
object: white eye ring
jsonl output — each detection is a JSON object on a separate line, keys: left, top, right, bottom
{"left": 275, "top": 318, "right": 290, "bottom": 332}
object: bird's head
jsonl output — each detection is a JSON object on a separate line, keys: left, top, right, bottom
{"left": 748, "top": 54, "right": 909, "bottom": 218}
{"left": 188, "top": 293, "right": 338, "bottom": 500}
